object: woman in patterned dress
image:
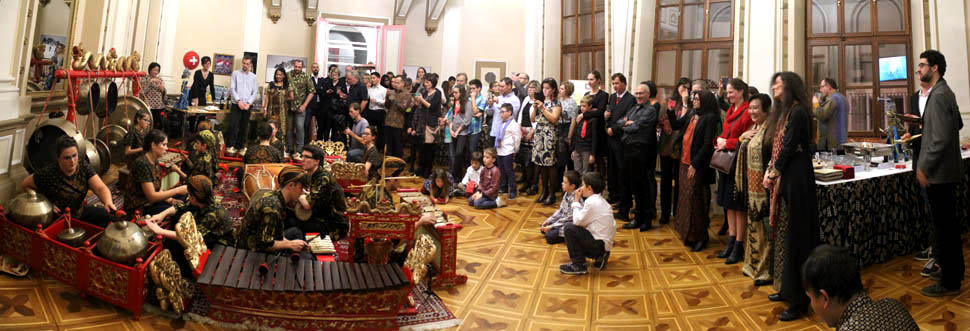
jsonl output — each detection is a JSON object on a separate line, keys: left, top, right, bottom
{"left": 263, "top": 67, "right": 291, "bottom": 155}
{"left": 531, "top": 78, "right": 562, "bottom": 206}
{"left": 734, "top": 93, "right": 773, "bottom": 287}
{"left": 140, "top": 62, "right": 167, "bottom": 131}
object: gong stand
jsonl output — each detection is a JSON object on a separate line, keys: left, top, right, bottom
{"left": 54, "top": 69, "right": 146, "bottom": 123}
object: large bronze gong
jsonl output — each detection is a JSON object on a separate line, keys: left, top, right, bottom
{"left": 94, "top": 80, "right": 119, "bottom": 118}
{"left": 88, "top": 138, "right": 110, "bottom": 175}
{"left": 97, "top": 124, "right": 128, "bottom": 165}
{"left": 111, "top": 95, "right": 151, "bottom": 131}
{"left": 26, "top": 119, "right": 87, "bottom": 173}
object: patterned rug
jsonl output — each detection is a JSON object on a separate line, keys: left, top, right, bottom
{"left": 398, "top": 283, "right": 462, "bottom": 330}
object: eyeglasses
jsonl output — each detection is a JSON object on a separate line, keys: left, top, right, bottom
{"left": 302, "top": 154, "right": 313, "bottom": 159}
{"left": 917, "top": 63, "right": 930, "bottom": 68}
{"left": 362, "top": 132, "right": 372, "bottom": 136}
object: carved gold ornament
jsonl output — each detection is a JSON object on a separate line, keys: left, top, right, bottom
{"left": 331, "top": 161, "right": 366, "bottom": 182}
{"left": 150, "top": 249, "right": 191, "bottom": 314}
{"left": 403, "top": 234, "right": 437, "bottom": 284}
{"left": 175, "top": 212, "right": 207, "bottom": 271}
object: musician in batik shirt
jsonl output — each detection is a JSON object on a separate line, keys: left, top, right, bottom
{"left": 125, "top": 130, "right": 188, "bottom": 216}
{"left": 297, "top": 145, "right": 349, "bottom": 240}
{"left": 802, "top": 245, "right": 919, "bottom": 330}
{"left": 146, "top": 175, "right": 235, "bottom": 277}
{"left": 123, "top": 111, "right": 152, "bottom": 165}
{"left": 236, "top": 166, "right": 309, "bottom": 253}
{"left": 184, "top": 130, "right": 218, "bottom": 182}
{"left": 22, "top": 136, "right": 119, "bottom": 227}
{"left": 244, "top": 121, "right": 284, "bottom": 164}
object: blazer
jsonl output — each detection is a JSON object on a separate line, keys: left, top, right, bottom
{"left": 606, "top": 92, "right": 637, "bottom": 144}
{"left": 916, "top": 78, "right": 964, "bottom": 184}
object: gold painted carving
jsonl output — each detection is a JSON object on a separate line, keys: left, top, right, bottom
{"left": 359, "top": 221, "right": 406, "bottom": 232}
{"left": 331, "top": 161, "right": 366, "bottom": 182}
{"left": 150, "top": 249, "right": 191, "bottom": 314}
{"left": 43, "top": 241, "right": 77, "bottom": 282}
{"left": 404, "top": 234, "right": 437, "bottom": 284}
{"left": 175, "top": 212, "right": 207, "bottom": 271}
{"left": 88, "top": 259, "right": 129, "bottom": 302}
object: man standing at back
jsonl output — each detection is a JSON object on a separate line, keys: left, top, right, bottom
{"left": 366, "top": 72, "right": 388, "bottom": 151}
{"left": 287, "top": 60, "right": 315, "bottom": 161}
{"left": 619, "top": 81, "right": 659, "bottom": 231}
{"left": 487, "top": 78, "right": 521, "bottom": 148}
{"left": 913, "top": 50, "right": 965, "bottom": 298}
{"left": 815, "top": 78, "right": 847, "bottom": 152}
{"left": 226, "top": 56, "right": 258, "bottom": 155}
{"left": 306, "top": 62, "right": 325, "bottom": 144}
{"left": 604, "top": 73, "right": 636, "bottom": 212}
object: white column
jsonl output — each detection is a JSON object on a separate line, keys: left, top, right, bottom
{"left": 743, "top": 0, "right": 779, "bottom": 90}
{"left": 156, "top": 0, "right": 179, "bottom": 88}
{"left": 609, "top": 0, "right": 635, "bottom": 78}
{"left": 439, "top": 4, "right": 460, "bottom": 76}
{"left": 0, "top": 0, "right": 29, "bottom": 122}
{"left": 631, "top": 0, "right": 657, "bottom": 84}
{"left": 243, "top": 0, "right": 262, "bottom": 53}
{"left": 103, "top": 0, "right": 135, "bottom": 54}
{"left": 524, "top": 0, "right": 542, "bottom": 79}
{"left": 931, "top": 0, "right": 970, "bottom": 137}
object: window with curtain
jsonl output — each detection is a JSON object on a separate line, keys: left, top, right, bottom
{"left": 561, "top": 0, "right": 605, "bottom": 81}
{"left": 807, "top": 0, "right": 911, "bottom": 137}
{"left": 653, "top": 0, "right": 733, "bottom": 98}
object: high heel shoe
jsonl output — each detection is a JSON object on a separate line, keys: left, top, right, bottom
{"left": 717, "top": 237, "right": 735, "bottom": 259}
{"left": 725, "top": 241, "right": 743, "bottom": 265}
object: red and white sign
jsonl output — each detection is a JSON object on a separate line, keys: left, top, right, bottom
{"left": 183, "top": 51, "right": 200, "bottom": 69}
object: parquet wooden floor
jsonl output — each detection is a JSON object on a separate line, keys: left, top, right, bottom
{"left": 1, "top": 189, "right": 969, "bottom": 330}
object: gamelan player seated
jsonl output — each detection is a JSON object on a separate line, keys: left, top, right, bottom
{"left": 124, "top": 129, "right": 189, "bottom": 217}
{"left": 145, "top": 175, "right": 236, "bottom": 277}
{"left": 236, "top": 165, "right": 310, "bottom": 253}
{"left": 295, "top": 144, "right": 349, "bottom": 241}
{"left": 22, "top": 135, "right": 119, "bottom": 227}
{"left": 357, "top": 158, "right": 438, "bottom": 265}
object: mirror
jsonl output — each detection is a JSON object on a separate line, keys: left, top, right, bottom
{"left": 26, "top": 0, "right": 76, "bottom": 94}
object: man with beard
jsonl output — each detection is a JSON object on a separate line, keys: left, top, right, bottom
{"left": 335, "top": 69, "right": 368, "bottom": 144}
{"left": 286, "top": 60, "right": 315, "bottom": 160}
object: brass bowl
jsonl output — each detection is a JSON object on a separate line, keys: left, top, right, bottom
{"left": 57, "top": 227, "right": 87, "bottom": 247}
{"left": 96, "top": 220, "right": 150, "bottom": 265}
{"left": 4, "top": 189, "right": 54, "bottom": 228}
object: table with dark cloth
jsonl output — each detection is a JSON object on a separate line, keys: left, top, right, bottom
{"left": 815, "top": 152, "right": 970, "bottom": 266}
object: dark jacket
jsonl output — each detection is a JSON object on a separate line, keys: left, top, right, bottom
{"left": 669, "top": 108, "right": 718, "bottom": 185}
{"left": 916, "top": 78, "right": 964, "bottom": 184}
{"left": 572, "top": 116, "right": 599, "bottom": 155}
{"left": 620, "top": 102, "right": 659, "bottom": 146}
{"left": 606, "top": 92, "right": 637, "bottom": 146}
{"left": 583, "top": 90, "right": 610, "bottom": 157}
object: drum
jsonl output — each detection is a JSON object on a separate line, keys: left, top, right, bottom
{"left": 26, "top": 119, "right": 88, "bottom": 173}
{"left": 97, "top": 124, "right": 128, "bottom": 165}
{"left": 242, "top": 163, "right": 288, "bottom": 201}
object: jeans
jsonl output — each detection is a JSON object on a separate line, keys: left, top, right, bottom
{"left": 347, "top": 148, "right": 364, "bottom": 163}
{"left": 468, "top": 132, "right": 481, "bottom": 157}
{"left": 287, "top": 110, "right": 306, "bottom": 154}
{"left": 927, "top": 183, "right": 964, "bottom": 289}
{"left": 225, "top": 104, "right": 251, "bottom": 150}
{"left": 498, "top": 154, "right": 516, "bottom": 195}
{"left": 544, "top": 227, "right": 564, "bottom": 244}
{"left": 573, "top": 150, "right": 592, "bottom": 175}
{"left": 468, "top": 195, "right": 497, "bottom": 209}
{"left": 303, "top": 104, "right": 316, "bottom": 145}
{"left": 563, "top": 222, "right": 605, "bottom": 265}
{"left": 453, "top": 135, "right": 470, "bottom": 180}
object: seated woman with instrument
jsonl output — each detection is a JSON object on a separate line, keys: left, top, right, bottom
{"left": 184, "top": 130, "right": 219, "bottom": 182}
{"left": 236, "top": 166, "right": 309, "bottom": 253}
{"left": 125, "top": 129, "right": 188, "bottom": 216}
{"left": 145, "top": 175, "right": 235, "bottom": 277}
{"left": 296, "top": 145, "right": 349, "bottom": 240}
{"left": 361, "top": 127, "right": 384, "bottom": 181}
{"left": 244, "top": 121, "right": 284, "bottom": 164}
{"left": 123, "top": 111, "right": 152, "bottom": 165}
{"left": 22, "top": 136, "right": 119, "bottom": 227}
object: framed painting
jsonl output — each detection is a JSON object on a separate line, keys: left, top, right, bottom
{"left": 213, "top": 53, "right": 234, "bottom": 75}
{"left": 474, "top": 60, "right": 507, "bottom": 85}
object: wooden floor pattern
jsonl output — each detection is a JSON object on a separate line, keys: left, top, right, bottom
{"left": 2, "top": 190, "right": 969, "bottom": 330}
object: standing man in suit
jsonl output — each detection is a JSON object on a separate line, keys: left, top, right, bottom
{"left": 605, "top": 73, "right": 636, "bottom": 214}
{"left": 305, "top": 63, "right": 326, "bottom": 144}
{"left": 618, "top": 81, "right": 660, "bottom": 231}
{"left": 911, "top": 50, "right": 965, "bottom": 298}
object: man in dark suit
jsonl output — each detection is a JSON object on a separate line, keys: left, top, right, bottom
{"left": 305, "top": 63, "right": 325, "bottom": 144}
{"left": 334, "top": 69, "right": 368, "bottom": 144}
{"left": 619, "top": 81, "right": 660, "bottom": 231}
{"left": 911, "top": 50, "right": 965, "bottom": 298}
{"left": 605, "top": 73, "right": 636, "bottom": 216}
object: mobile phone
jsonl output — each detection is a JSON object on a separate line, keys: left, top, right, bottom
{"left": 720, "top": 77, "right": 729, "bottom": 88}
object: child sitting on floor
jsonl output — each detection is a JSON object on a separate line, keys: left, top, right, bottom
{"left": 560, "top": 172, "right": 615, "bottom": 275}
{"left": 421, "top": 168, "right": 454, "bottom": 204}
{"left": 540, "top": 170, "right": 581, "bottom": 245}
{"left": 454, "top": 151, "right": 483, "bottom": 197}
{"left": 468, "top": 147, "right": 503, "bottom": 209}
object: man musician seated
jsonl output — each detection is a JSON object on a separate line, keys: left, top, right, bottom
{"left": 22, "top": 135, "right": 119, "bottom": 227}
{"left": 236, "top": 165, "right": 310, "bottom": 253}
{"left": 296, "top": 145, "right": 349, "bottom": 241}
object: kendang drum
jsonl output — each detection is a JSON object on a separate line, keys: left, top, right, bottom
{"left": 242, "top": 163, "right": 287, "bottom": 201}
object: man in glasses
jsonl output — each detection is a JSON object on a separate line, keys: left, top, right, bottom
{"left": 296, "top": 144, "right": 349, "bottom": 241}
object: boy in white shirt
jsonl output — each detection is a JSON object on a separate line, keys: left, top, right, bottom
{"left": 560, "top": 172, "right": 616, "bottom": 275}
{"left": 494, "top": 103, "right": 522, "bottom": 199}
{"left": 454, "top": 151, "right": 484, "bottom": 196}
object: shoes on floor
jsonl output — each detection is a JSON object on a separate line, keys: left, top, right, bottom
{"left": 929, "top": 269, "right": 942, "bottom": 281}
{"left": 559, "top": 262, "right": 588, "bottom": 275}
{"left": 921, "top": 258, "right": 940, "bottom": 277}
{"left": 638, "top": 221, "right": 652, "bottom": 232}
{"left": 725, "top": 241, "right": 743, "bottom": 265}
{"left": 915, "top": 247, "right": 932, "bottom": 261}
{"left": 921, "top": 282, "right": 960, "bottom": 297}
{"left": 594, "top": 251, "right": 610, "bottom": 271}
{"left": 717, "top": 237, "right": 736, "bottom": 259}
{"left": 717, "top": 221, "right": 728, "bottom": 235}
{"left": 621, "top": 219, "right": 642, "bottom": 230}
{"left": 768, "top": 293, "right": 784, "bottom": 302}
{"left": 496, "top": 197, "right": 505, "bottom": 207}
{"left": 292, "top": 153, "right": 302, "bottom": 161}
{"left": 508, "top": 192, "right": 517, "bottom": 200}
{"left": 754, "top": 279, "right": 772, "bottom": 287}
{"left": 778, "top": 307, "right": 806, "bottom": 322}
{"left": 659, "top": 216, "right": 670, "bottom": 225}
{"left": 614, "top": 210, "right": 630, "bottom": 222}
{"left": 690, "top": 240, "right": 707, "bottom": 252}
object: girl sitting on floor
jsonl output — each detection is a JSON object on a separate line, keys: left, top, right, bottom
{"left": 421, "top": 168, "right": 454, "bottom": 204}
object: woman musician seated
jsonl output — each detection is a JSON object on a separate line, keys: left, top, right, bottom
{"left": 124, "top": 129, "right": 188, "bottom": 217}
{"left": 183, "top": 130, "right": 219, "bottom": 182}
{"left": 144, "top": 175, "right": 235, "bottom": 277}
{"left": 22, "top": 136, "right": 119, "bottom": 227}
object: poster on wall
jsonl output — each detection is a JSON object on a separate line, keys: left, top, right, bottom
{"left": 265, "top": 54, "right": 307, "bottom": 82}
{"left": 39, "top": 34, "right": 67, "bottom": 66}
{"left": 474, "top": 61, "right": 507, "bottom": 85}
{"left": 213, "top": 53, "right": 234, "bottom": 75}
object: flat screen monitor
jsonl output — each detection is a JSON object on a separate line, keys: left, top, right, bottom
{"left": 879, "top": 56, "right": 907, "bottom": 82}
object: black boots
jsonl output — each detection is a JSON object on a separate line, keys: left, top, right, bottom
{"left": 725, "top": 240, "right": 743, "bottom": 265}
{"left": 717, "top": 237, "right": 736, "bottom": 259}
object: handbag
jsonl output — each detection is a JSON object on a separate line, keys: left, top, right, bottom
{"left": 710, "top": 114, "right": 739, "bottom": 174}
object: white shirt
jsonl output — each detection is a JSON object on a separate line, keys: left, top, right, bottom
{"left": 461, "top": 165, "right": 482, "bottom": 185}
{"left": 571, "top": 193, "right": 616, "bottom": 251}
{"left": 919, "top": 86, "right": 933, "bottom": 117}
{"left": 496, "top": 118, "right": 521, "bottom": 156}
{"left": 367, "top": 84, "right": 387, "bottom": 110}
{"left": 489, "top": 92, "right": 522, "bottom": 137}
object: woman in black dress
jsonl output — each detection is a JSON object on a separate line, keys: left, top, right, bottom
{"left": 190, "top": 56, "right": 215, "bottom": 106}
{"left": 410, "top": 73, "right": 442, "bottom": 177}
{"left": 762, "top": 71, "right": 818, "bottom": 322}
{"left": 580, "top": 70, "right": 609, "bottom": 173}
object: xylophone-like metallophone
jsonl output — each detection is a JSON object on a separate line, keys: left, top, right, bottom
{"left": 195, "top": 245, "right": 413, "bottom": 330}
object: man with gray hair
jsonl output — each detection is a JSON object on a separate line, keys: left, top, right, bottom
{"left": 515, "top": 72, "right": 530, "bottom": 101}
{"left": 336, "top": 68, "right": 369, "bottom": 145}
